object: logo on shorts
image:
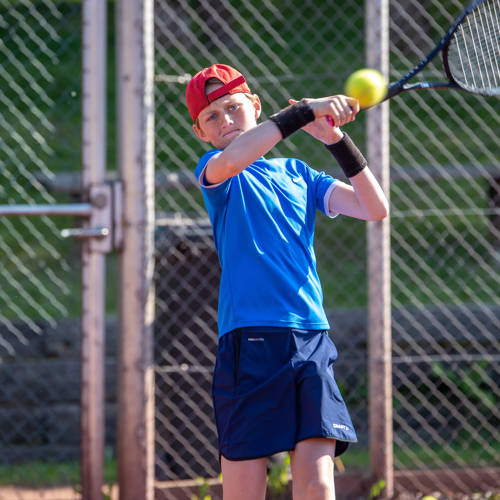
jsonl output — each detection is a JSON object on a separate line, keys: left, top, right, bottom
{"left": 333, "top": 423, "right": 350, "bottom": 432}
{"left": 248, "top": 337, "right": 264, "bottom": 342}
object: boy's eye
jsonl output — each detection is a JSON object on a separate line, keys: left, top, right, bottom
{"left": 206, "top": 113, "right": 217, "bottom": 122}
{"left": 228, "top": 104, "right": 238, "bottom": 111}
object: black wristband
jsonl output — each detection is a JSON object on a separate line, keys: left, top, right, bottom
{"left": 325, "top": 133, "right": 367, "bottom": 178}
{"left": 269, "top": 99, "right": 315, "bottom": 139}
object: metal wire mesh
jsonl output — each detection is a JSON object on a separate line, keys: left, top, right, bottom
{"left": 389, "top": 0, "right": 500, "bottom": 490}
{"left": 154, "top": 0, "right": 499, "bottom": 495}
{"left": 0, "top": 0, "right": 84, "bottom": 490}
{"left": 2, "top": 0, "right": 497, "bottom": 496}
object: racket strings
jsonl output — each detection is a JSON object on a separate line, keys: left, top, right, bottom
{"left": 448, "top": 0, "right": 500, "bottom": 95}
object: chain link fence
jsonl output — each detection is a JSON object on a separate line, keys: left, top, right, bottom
{"left": 389, "top": 0, "right": 500, "bottom": 489}
{"left": 0, "top": 1, "right": 116, "bottom": 495}
{"left": 1, "top": 0, "right": 498, "bottom": 497}
{"left": 154, "top": 0, "right": 499, "bottom": 496}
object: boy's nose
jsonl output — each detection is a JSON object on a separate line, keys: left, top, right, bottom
{"left": 222, "top": 112, "right": 233, "bottom": 125}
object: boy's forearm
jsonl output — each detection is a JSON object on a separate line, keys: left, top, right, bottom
{"left": 206, "top": 99, "right": 324, "bottom": 183}
{"left": 327, "top": 167, "right": 389, "bottom": 221}
{"left": 348, "top": 168, "right": 389, "bottom": 221}
{"left": 208, "top": 120, "right": 282, "bottom": 180}
{"left": 205, "top": 97, "right": 358, "bottom": 184}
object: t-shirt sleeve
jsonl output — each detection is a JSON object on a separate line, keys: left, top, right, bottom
{"left": 305, "top": 164, "right": 339, "bottom": 218}
{"left": 194, "top": 149, "right": 232, "bottom": 206}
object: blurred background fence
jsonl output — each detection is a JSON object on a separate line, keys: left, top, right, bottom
{"left": 0, "top": 0, "right": 498, "bottom": 498}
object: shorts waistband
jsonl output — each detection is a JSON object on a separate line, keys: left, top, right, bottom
{"left": 237, "top": 326, "right": 326, "bottom": 335}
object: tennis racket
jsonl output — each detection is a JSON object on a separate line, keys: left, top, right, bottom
{"left": 383, "top": 0, "right": 500, "bottom": 100}
{"left": 329, "top": 0, "right": 500, "bottom": 119}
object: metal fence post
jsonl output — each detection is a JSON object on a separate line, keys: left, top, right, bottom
{"left": 366, "top": 0, "right": 393, "bottom": 497}
{"left": 116, "top": 0, "right": 155, "bottom": 499}
{"left": 81, "top": 0, "right": 107, "bottom": 498}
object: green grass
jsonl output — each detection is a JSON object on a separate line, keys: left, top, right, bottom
{"left": 393, "top": 440, "right": 500, "bottom": 470}
{"left": 339, "top": 440, "right": 500, "bottom": 472}
{"left": 0, "top": 458, "right": 117, "bottom": 487}
{"left": 1, "top": 440, "right": 497, "bottom": 486}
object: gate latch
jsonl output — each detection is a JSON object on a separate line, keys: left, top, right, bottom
{"left": 61, "top": 182, "right": 123, "bottom": 253}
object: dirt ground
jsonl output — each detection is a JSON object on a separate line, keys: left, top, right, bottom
{"left": 0, "top": 485, "right": 118, "bottom": 500}
{"left": 0, "top": 486, "right": 497, "bottom": 500}
{"left": 393, "top": 493, "right": 500, "bottom": 500}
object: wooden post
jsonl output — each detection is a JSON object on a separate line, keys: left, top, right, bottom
{"left": 116, "top": 0, "right": 155, "bottom": 499}
{"left": 366, "top": 0, "right": 394, "bottom": 497}
{"left": 81, "top": 0, "right": 107, "bottom": 498}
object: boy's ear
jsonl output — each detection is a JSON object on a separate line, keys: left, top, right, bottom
{"left": 253, "top": 95, "right": 262, "bottom": 119}
{"left": 193, "top": 122, "right": 209, "bottom": 143}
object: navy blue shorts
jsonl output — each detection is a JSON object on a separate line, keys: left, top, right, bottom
{"left": 212, "top": 327, "right": 357, "bottom": 461}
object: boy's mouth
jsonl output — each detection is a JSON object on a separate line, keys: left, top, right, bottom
{"left": 223, "top": 129, "right": 240, "bottom": 138}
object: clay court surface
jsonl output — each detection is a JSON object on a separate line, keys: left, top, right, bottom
{"left": 0, "top": 486, "right": 117, "bottom": 500}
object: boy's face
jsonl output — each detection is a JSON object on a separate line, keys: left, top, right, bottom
{"left": 193, "top": 83, "right": 261, "bottom": 149}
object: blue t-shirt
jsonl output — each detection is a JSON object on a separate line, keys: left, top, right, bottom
{"left": 195, "top": 149, "right": 338, "bottom": 338}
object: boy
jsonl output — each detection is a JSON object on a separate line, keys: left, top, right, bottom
{"left": 185, "top": 64, "right": 388, "bottom": 500}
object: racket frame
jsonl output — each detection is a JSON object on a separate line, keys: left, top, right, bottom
{"left": 384, "top": 0, "right": 489, "bottom": 100}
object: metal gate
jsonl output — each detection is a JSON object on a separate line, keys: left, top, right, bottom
{"left": 0, "top": 1, "right": 155, "bottom": 498}
{"left": 0, "top": 1, "right": 111, "bottom": 498}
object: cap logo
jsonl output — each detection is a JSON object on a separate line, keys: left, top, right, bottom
{"left": 206, "top": 75, "right": 247, "bottom": 102}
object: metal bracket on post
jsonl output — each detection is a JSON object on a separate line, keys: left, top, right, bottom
{"left": 112, "top": 180, "right": 123, "bottom": 251}
{"left": 60, "top": 181, "right": 123, "bottom": 253}
{"left": 0, "top": 181, "right": 123, "bottom": 253}
{"left": 89, "top": 183, "right": 112, "bottom": 254}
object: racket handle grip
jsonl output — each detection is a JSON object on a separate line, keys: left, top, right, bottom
{"left": 326, "top": 107, "right": 355, "bottom": 127}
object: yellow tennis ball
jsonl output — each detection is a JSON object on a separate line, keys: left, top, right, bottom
{"left": 345, "top": 68, "right": 387, "bottom": 108}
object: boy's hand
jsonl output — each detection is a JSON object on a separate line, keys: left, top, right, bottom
{"left": 289, "top": 96, "right": 359, "bottom": 144}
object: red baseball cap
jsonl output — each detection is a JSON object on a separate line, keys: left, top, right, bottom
{"left": 185, "top": 64, "right": 252, "bottom": 121}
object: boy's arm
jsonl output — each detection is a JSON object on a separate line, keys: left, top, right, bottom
{"left": 328, "top": 169, "right": 389, "bottom": 221}
{"left": 288, "top": 100, "right": 388, "bottom": 221}
{"left": 323, "top": 132, "right": 389, "bottom": 221}
{"left": 204, "top": 96, "right": 358, "bottom": 185}
{"left": 204, "top": 120, "right": 282, "bottom": 185}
